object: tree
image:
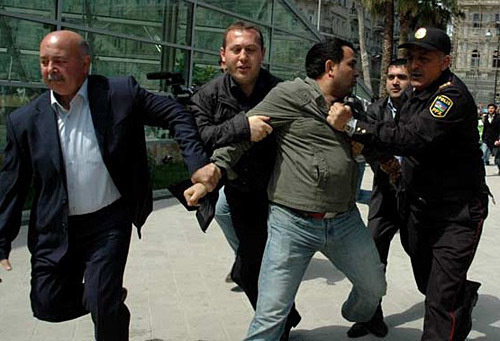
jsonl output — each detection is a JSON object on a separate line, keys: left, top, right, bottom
{"left": 356, "top": 1, "right": 373, "bottom": 92}
{"left": 359, "top": 0, "right": 394, "bottom": 98}
{"left": 379, "top": 0, "right": 394, "bottom": 97}
{"left": 397, "top": 0, "right": 463, "bottom": 57}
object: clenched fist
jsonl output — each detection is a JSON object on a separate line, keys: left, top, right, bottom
{"left": 190, "top": 163, "right": 221, "bottom": 192}
{"left": 249, "top": 115, "right": 273, "bottom": 142}
{"left": 327, "top": 102, "right": 352, "bottom": 131}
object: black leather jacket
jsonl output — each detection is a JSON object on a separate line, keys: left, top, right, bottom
{"left": 189, "top": 69, "right": 281, "bottom": 192}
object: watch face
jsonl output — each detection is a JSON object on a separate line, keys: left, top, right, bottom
{"left": 344, "top": 118, "right": 355, "bottom": 135}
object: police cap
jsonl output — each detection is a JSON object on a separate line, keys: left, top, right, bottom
{"left": 398, "top": 27, "right": 451, "bottom": 55}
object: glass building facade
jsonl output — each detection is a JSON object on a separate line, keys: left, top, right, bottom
{"left": 0, "top": 0, "right": 323, "bottom": 152}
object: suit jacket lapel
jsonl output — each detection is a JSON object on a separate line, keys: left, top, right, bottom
{"left": 33, "top": 92, "right": 66, "bottom": 182}
{"left": 87, "top": 76, "right": 110, "bottom": 159}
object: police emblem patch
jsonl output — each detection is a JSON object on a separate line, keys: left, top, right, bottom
{"left": 429, "top": 95, "right": 453, "bottom": 118}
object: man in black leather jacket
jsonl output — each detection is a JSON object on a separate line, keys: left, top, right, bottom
{"left": 189, "top": 21, "right": 301, "bottom": 340}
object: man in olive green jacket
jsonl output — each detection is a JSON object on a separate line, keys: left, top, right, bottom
{"left": 186, "top": 38, "right": 386, "bottom": 340}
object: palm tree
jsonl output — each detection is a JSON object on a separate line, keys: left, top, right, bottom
{"left": 359, "top": 0, "right": 394, "bottom": 98}
{"left": 379, "top": 0, "right": 394, "bottom": 97}
{"left": 397, "top": 0, "right": 463, "bottom": 57}
{"left": 355, "top": 1, "right": 373, "bottom": 92}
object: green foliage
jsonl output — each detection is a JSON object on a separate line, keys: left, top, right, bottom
{"left": 193, "top": 65, "right": 220, "bottom": 87}
{"left": 150, "top": 161, "right": 189, "bottom": 189}
{"left": 398, "top": 0, "right": 463, "bottom": 32}
{"left": 147, "top": 151, "right": 189, "bottom": 189}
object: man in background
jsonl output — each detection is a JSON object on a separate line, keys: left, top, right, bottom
{"left": 481, "top": 103, "right": 500, "bottom": 167}
{"left": 347, "top": 58, "right": 411, "bottom": 338}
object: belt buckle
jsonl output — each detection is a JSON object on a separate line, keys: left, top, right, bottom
{"left": 324, "top": 212, "right": 337, "bottom": 219}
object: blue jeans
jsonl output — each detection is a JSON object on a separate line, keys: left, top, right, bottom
{"left": 356, "top": 162, "right": 372, "bottom": 205}
{"left": 481, "top": 142, "right": 491, "bottom": 164}
{"left": 246, "top": 204, "right": 386, "bottom": 340}
{"left": 214, "top": 186, "right": 239, "bottom": 254}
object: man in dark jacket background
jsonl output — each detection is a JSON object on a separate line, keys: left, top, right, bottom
{"left": 347, "top": 58, "right": 411, "bottom": 338}
{"left": 480, "top": 103, "right": 500, "bottom": 168}
{"left": 188, "top": 21, "right": 301, "bottom": 339}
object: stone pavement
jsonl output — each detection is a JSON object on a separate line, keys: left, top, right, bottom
{"left": 1, "top": 165, "right": 500, "bottom": 341}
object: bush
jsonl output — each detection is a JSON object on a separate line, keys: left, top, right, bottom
{"left": 150, "top": 161, "right": 189, "bottom": 189}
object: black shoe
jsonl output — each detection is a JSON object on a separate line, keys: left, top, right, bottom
{"left": 347, "top": 310, "right": 388, "bottom": 338}
{"left": 280, "top": 312, "right": 302, "bottom": 341}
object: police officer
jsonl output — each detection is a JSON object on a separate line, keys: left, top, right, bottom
{"left": 328, "top": 27, "right": 488, "bottom": 340}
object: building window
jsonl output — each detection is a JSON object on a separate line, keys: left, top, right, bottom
{"left": 473, "top": 13, "right": 482, "bottom": 28}
{"left": 471, "top": 49, "right": 480, "bottom": 68}
{"left": 494, "top": 50, "right": 500, "bottom": 68}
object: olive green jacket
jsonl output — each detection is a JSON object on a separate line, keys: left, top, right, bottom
{"left": 212, "top": 77, "right": 358, "bottom": 213}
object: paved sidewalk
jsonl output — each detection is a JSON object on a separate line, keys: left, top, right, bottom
{"left": 1, "top": 166, "right": 500, "bottom": 341}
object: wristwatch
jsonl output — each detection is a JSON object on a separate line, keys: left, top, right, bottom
{"left": 344, "top": 117, "right": 357, "bottom": 136}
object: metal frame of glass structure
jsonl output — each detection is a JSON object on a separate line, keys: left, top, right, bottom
{"left": 0, "top": 0, "right": 324, "bottom": 151}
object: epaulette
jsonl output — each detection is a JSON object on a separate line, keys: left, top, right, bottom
{"left": 438, "top": 81, "right": 452, "bottom": 90}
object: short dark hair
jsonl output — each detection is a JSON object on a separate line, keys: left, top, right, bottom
{"left": 305, "top": 38, "right": 354, "bottom": 79}
{"left": 488, "top": 103, "right": 497, "bottom": 109}
{"left": 222, "top": 21, "right": 264, "bottom": 50}
{"left": 387, "top": 58, "right": 407, "bottom": 71}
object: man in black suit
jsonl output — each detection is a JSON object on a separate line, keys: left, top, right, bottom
{"left": 347, "top": 59, "right": 411, "bottom": 338}
{"left": 0, "top": 30, "right": 219, "bottom": 340}
{"left": 481, "top": 103, "right": 500, "bottom": 166}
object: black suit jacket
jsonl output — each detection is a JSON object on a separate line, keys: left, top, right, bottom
{"left": 482, "top": 114, "right": 500, "bottom": 149}
{"left": 0, "top": 75, "right": 209, "bottom": 262}
{"left": 365, "top": 97, "right": 398, "bottom": 219}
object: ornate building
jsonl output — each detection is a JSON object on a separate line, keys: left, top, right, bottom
{"left": 452, "top": 0, "right": 500, "bottom": 106}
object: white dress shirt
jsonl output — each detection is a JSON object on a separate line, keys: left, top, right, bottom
{"left": 51, "top": 79, "right": 121, "bottom": 215}
{"left": 387, "top": 97, "right": 402, "bottom": 163}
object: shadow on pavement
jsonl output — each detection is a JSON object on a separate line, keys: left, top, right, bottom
{"left": 290, "top": 325, "right": 422, "bottom": 340}
{"left": 385, "top": 301, "right": 424, "bottom": 327}
{"left": 470, "top": 294, "right": 500, "bottom": 340}
{"left": 302, "top": 258, "right": 346, "bottom": 284}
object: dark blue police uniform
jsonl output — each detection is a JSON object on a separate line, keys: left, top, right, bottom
{"left": 351, "top": 28, "right": 489, "bottom": 341}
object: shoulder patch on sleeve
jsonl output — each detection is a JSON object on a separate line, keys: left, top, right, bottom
{"left": 429, "top": 95, "right": 453, "bottom": 118}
